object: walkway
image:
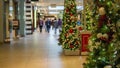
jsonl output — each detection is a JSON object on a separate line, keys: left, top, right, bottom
{"left": 0, "top": 28, "right": 86, "bottom": 68}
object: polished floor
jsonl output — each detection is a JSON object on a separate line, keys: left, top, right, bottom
{"left": 0, "top": 28, "right": 86, "bottom": 68}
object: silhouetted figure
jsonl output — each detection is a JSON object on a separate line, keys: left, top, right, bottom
{"left": 54, "top": 18, "right": 58, "bottom": 34}
{"left": 45, "top": 19, "right": 51, "bottom": 33}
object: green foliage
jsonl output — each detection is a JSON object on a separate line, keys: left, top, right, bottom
{"left": 85, "top": 3, "right": 93, "bottom": 30}
{"left": 84, "top": 0, "right": 120, "bottom": 68}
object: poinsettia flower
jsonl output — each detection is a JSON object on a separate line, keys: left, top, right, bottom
{"left": 70, "top": 45, "right": 74, "bottom": 48}
{"left": 69, "top": 29, "right": 74, "bottom": 33}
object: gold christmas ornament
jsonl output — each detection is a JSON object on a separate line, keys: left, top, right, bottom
{"left": 74, "top": 17, "right": 78, "bottom": 21}
{"left": 99, "top": 7, "right": 106, "bottom": 15}
{"left": 70, "top": 16, "right": 77, "bottom": 21}
{"left": 70, "top": 16, "right": 74, "bottom": 20}
{"left": 97, "top": 33, "right": 103, "bottom": 38}
{"left": 88, "top": 40, "right": 93, "bottom": 46}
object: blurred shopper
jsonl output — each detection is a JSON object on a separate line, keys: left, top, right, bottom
{"left": 37, "top": 18, "right": 44, "bottom": 33}
{"left": 54, "top": 18, "right": 58, "bottom": 34}
{"left": 45, "top": 19, "right": 51, "bottom": 33}
{"left": 58, "top": 18, "right": 62, "bottom": 32}
{"left": 51, "top": 20, "right": 54, "bottom": 30}
{"left": 39, "top": 18, "right": 44, "bottom": 33}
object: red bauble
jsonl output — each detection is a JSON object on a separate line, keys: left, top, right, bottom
{"left": 69, "top": 29, "right": 73, "bottom": 33}
{"left": 70, "top": 45, "right": 74, "bottom": 48}
{"left": 70, "top": 13, "right": 73, "bottom": 16}
{"left": 66, "top": 9, "right": 69, "bottom": 12}
{"left": 79, "top": 27, "right": 83, "bottom": 30}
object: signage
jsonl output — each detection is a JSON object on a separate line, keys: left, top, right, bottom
{"left": 13, "top": 19, "right": 19, "bottom": 30}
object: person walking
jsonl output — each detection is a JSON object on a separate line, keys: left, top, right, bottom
{"left": 51, "top": 20, "right": 54, "bottom": 30}
{"left": 38, "top": 18, "right": 44, "bottom": 33}
{"left": 37, "top": 19, "right": 43, "bottom": 33}
{"left": 45, "top": 19, "right": 51, "bottom": 33}
{"left": 54, "top": 18, "right": 58, "bottom": 34}
{"left": 58, "top": 18, "right": 62, "bottom": 32}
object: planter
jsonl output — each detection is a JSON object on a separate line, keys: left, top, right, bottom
{"left": 64, "top": 49, "right": 80, "bottom": 56}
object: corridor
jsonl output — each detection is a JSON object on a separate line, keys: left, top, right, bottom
{"left": 0, "top": 29, "right": 86, "bottom": 68}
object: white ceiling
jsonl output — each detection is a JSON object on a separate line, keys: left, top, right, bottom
{"left": 32, "top": 0, "right": 83, "bottom": 15}
{"left": 36, "top": 0, "right": 83, "bottom": 6}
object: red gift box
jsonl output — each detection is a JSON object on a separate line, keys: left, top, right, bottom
{"left": 80, "top": 31, "right": 91, "bottom": 52}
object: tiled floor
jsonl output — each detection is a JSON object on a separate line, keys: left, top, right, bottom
{"left": 0, "top": 28, "right": 87, "bottom": 68}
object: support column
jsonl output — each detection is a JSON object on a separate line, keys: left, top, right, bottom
{"left": 0, "top": 0, "right": 4, "bottom": 43}
{"left": 9, "top": 0, "right": 14, "bottom": 41}
{"left": 4, "top": 0, "right": 14, "bottom": 43}
{"left": 18, "top": 0, "right": 25, "bottom": 37}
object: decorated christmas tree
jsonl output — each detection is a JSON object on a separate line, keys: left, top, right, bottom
{"left": 58, "top": 0, "right": 80, "bottom": 50}
{"left": 84, "top": 0, "right": 120, "bottom": 68}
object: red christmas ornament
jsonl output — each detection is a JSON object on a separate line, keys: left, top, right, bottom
{"left": 70, "top": 13, "right": 73, "bottom": 16}
{"left": 79, "top": 27, "right": 83, "bottom": 30}
{"left": 69, "top": 29, "right": 73, "bottom": 33}
{"left": 70, "top": 45, "right": 74, "bottom": 48}
{"left": 76, "top": 41, "right": 79, "bottom": 45}
{"left": 66, "top": 9, "right": 69, "bottom": 12}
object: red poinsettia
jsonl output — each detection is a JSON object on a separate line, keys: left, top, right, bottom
{"left": 69, "top": 29, "right": 74, "bottom": 33}
{"left": 70, "top": 45, "right": 74, "bottom": 48}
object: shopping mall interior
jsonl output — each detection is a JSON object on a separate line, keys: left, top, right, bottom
{"left": 0, "top": 0, "right": 120, "bottom": 68}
